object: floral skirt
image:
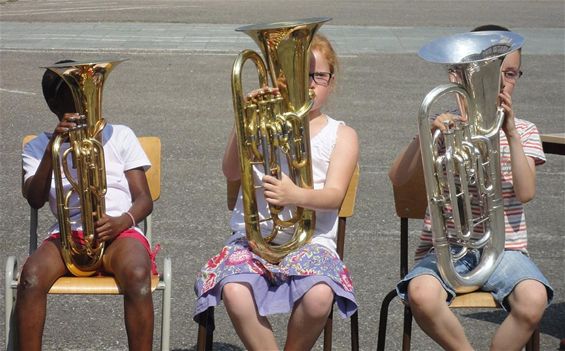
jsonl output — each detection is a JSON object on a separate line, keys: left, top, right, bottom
{"left": 193, "top": 238, "right": 357, "bottom": 320}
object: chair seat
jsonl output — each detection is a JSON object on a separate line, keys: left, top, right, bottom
{"left": 451, "top": 291, "right": 499, "bottom": 309}
{"left": 47, "top": 274, "right": 161, "bottom": 295}
{"left": 6, "top": 136, "right": 171, "bottom": 350}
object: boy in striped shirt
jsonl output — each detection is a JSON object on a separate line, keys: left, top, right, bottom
{"left": 391, "top": 25, "right": 553, "bottom": 351}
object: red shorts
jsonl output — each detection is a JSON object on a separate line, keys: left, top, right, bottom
{"left": 47, "top": 228, "right": 159, "bottom": 275}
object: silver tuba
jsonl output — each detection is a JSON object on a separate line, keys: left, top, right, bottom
{"left": 417, "top": 31, "right": 524, "bottom": 293}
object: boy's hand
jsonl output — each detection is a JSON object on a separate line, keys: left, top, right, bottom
{"left": 263, "top": 173, "right": 299, "bottom": 207}
{"left": 95, "top": 213, "right": 130, "bottom": 242}
{"left": 432, "top": 112, "right": 461, "bottom": 132}
{"left": 499, "top": 90, "right": 518, "bottom": 138}
{"left": 52, "top": 113, "right": 79, "bottom": 138}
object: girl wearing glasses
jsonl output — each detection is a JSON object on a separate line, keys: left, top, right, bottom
{"left": 194, "top": 34, "right": 359, "bottom": 350}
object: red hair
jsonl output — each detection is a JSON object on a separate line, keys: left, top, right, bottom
{"left": 311, "top": 34, "right": 339, "bottom": 76}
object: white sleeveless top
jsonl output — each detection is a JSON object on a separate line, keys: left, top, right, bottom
{"left": 228, "top": 116, "right": 344, "bottom": 252}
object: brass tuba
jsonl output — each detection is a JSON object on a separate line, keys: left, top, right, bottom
{"left": 417, "top": 31, "right": 524, "bottom": 293}
{"left": 231, "top": 18, "right": 330, "bottom": 263}
{"left": 48, "top": 59, "right": 125, "bottom": 276}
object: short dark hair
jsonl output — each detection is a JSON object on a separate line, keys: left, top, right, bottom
{"left": 471, "top": 24, "right": 521, "bottom": 58}
{"left": 41, "top": 59, "right": 75, "bottom": 115}
{"left": 471, "top": 24, "right": 510, "bottom": 32}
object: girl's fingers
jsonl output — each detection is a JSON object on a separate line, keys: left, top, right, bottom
{"left": 262, "top": 175, "right": 279, "bottom": 185}
{"left": 245, "top": 87, "right": 281, "bottom": 102}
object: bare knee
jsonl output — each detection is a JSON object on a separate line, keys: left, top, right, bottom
{"left": 18, "top": 262, "right": 49, "bottom": 295}
{"left": 407, "top": 276, "right": 446, "bottom": 314}
{"left": 300, "top": 283, "right": 334, "bottom": 319}
{"left": 509, "top": 280, "right": 547, "bottom": 327}
{"left": 222, "top": 283, "right": 255, "bottom": 316}
{"left": 223, "top": 281, "right": 246, "bottom": 299}
{"left": 120, "top": 264, "right": 151, "bottom": 298}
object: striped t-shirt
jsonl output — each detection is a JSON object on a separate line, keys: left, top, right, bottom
{"left": 415, "top": 117, "right": 546, "bottom": 261}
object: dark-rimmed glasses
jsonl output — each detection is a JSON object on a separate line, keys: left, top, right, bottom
{"left": 502, "top": 70, "right": 523, "bottom": 81}
{"left": 309, "top": 71, "right": 333, "bottom": 86}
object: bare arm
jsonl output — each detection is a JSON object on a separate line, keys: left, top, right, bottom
{"left": 263, "top": 125, "right": 359, "bottom": 210}
{"left": 95, "top": 167, "right": 153, "bottom": 242}
{"left": 506, "top": 134, "right": 536, "bottom": 203}
{"left": 23, "top": 139, "right": 55, "bottom": 209}
{"left": 23, "top": 113, "right": 78, "bottom": 209}
{"left": 222, "top": 127, "right": 241, "bottom": 181}
{"left": 499, "top": 90, "right": 536, "bottom": 202}
{"left": 388, "top": 135, "right": 423, "bottom": 187}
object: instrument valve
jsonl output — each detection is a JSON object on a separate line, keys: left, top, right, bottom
{"left": 467, "top": 168, "right": 477, "bottom": 185}
{"left": 431, "top": 196, "right": 445, "bottom": 207}
{"left": 443, "top": 120, "right": 454, "bottom": 134}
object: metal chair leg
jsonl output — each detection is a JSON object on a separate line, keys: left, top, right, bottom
{"left": 197, "top": 307, "right": 214, "bottom": 351}
{"left": 160, "top": 257, "right": 172, "bottom": 351}
{"left": 525, "top": 326, "right": 540, "bottom": 351}
{"left": 401, "top": 305, "right": 412, "bottom": 351}
{"left": 323, "top": 307, "right": 334, "bottom": 351}
{"left": 376, "top": 289, "right": 398, "bottom": 351}
{"left": 323, "top": 305, "right": 358, "bottom": 351}
{"left": 5, "top": 256, "right": 18, "bottom": 351}
{"left": 350, "top": 311, "right": 359, "bottom": 351}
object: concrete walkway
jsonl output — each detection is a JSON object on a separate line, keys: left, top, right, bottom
{"left": 1, "top": 21, "right": 563, "bottom": 55}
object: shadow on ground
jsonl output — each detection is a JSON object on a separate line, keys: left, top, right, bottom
{"left": 463, "top": 301, "right": 565, "bottom": 341}
{"left": 174, "top": 342, "right": 244, "bottom": 351}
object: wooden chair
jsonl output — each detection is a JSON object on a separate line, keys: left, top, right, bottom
{"left": 197, "top": 166, "right": 360, "bottom": 351}
{"left": 5, "top": 135, "right": 172, "bottom": 350}
{"left": 376, "top": 163, "right": 540, "bottom": 351}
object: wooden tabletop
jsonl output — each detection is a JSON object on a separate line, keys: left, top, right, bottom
{"left": 541, "top": 133, "right": 565, "bottom": 144}
{"left": 541, "top": 133, "right": 565, "bottom": 155}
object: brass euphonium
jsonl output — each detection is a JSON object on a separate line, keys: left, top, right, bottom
{"left": 417, "top": 31, "right": 524, "bottom": 293}
{"left": 48, "top": 59, "right": 125, "bottom": 276}
{"left": 231, "top": 18, "right": 330, "bottom": 263}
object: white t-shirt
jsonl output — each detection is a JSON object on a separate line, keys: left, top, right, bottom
{"left": 228, "top": 116, "right": 344, "bottom": 252}
{"left": 22, "top": 124, "right": 151, "bottom": 236}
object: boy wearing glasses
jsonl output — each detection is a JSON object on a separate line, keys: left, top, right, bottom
{"left": 389, "top": 25, "right": 553, "bottom": 350}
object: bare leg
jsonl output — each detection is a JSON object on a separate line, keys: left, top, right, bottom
{"left": 407, "top": 275, "right": 473, "bottom": 351}
{"left": 490, "top": 280, "right": 547, "bottom": 351}
{"left": 285, "top": 283, "right": 334, "bottom": 351}
{"left": 103, "top": 237, "right": 154, "bottom": 351}
{"left": 15, "top": 239, "right": 67, "bottom": 351}
{"left": 222, "top": 282, "right": 278, "bottom": 351}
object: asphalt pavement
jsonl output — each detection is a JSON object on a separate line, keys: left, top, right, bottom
{"left": 0, "top": 1, "right": 564, "bottom": 350}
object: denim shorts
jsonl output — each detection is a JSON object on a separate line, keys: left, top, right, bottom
{"left": 396, "top": 250, "right": 554, "bottom": 311}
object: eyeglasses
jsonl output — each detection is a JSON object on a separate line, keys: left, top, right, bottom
{"left": 502, "top": 70, "right": 523, "bottom": 81}
{"left": 309, "top": 71, "right": 333, "bottom": 86}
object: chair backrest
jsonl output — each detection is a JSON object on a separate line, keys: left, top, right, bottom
{"left": 392, "top": 162, "right": 427, "bottom": 220}
{"left": 390, "top": 161, "right": 427, "bottom": 278}
{"left": 339, "top": 165, "right": 360, "bottom": 218}
{"left": 138, "top": 136, "right": 161, "bottom": 202}
{"left": 226, "top": 165, "right": 360, "bottom": 217}
{"left": 21, "top": 134, "right": 161, "bottom": 250}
